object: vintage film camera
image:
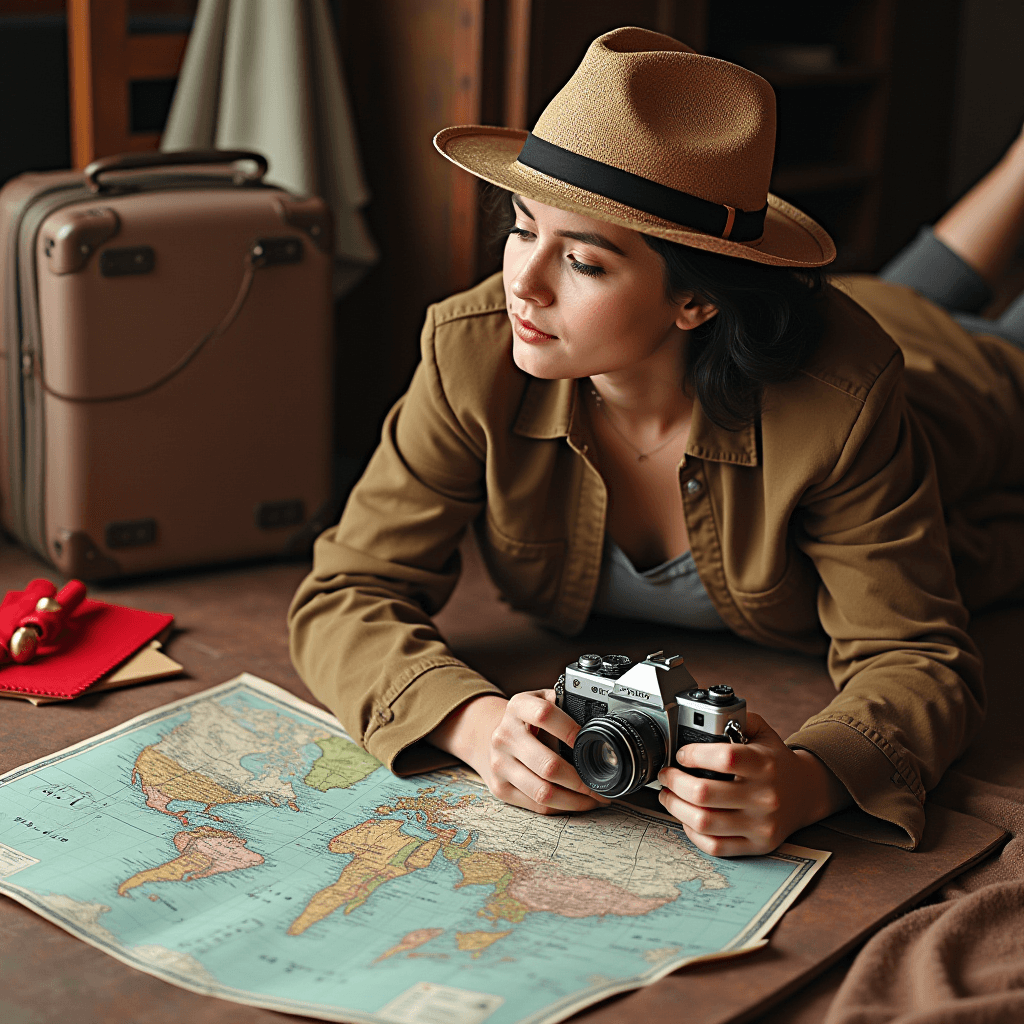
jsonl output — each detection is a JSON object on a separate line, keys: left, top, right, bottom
{"left": 555, "top": 651, "right": 747, "bottom": 798}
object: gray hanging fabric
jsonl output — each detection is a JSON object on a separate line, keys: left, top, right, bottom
{"left": 161, "top": 0, "right": 378, "bottom": 296}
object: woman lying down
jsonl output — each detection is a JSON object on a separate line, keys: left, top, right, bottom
{"left": 289, "top": 27, "right": 1024, "bottom": 857}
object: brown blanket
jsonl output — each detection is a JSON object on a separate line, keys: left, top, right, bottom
{"left": 822, "top": 608, "right": 1024, "bottom": 1023}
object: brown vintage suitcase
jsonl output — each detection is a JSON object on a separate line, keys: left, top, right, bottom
{"left": 0, "top": 150, "right": 334, "bottom": 579}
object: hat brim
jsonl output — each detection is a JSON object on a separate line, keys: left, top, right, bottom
{"left": 435, "top": 125, "right": 836, "bottom": 269}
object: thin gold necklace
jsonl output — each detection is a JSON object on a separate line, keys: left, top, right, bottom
{"left": 590, "top": 388, "right": 687, "bottom": 463}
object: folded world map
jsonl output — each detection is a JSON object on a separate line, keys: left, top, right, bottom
{"left": 0, "top": 674, "right": 828, "bottom": 1024}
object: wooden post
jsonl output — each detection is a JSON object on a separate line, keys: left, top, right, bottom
{"left": 449, "top": 0, "right": 484, "bottom": 292}
{"left": 67, "top": 0, "right": 189, "bottom": 167}
{"left": 504, "top": 0, "right": 532, "bottom": 130}
{"left": 67, "top": 0, "right": 129, "bottom": 167}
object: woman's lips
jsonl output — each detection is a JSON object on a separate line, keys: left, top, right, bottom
{"left": 513, "top": 314, "right": 557, "bottom": 343}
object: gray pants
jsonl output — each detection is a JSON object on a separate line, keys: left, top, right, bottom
{"left": 878, "top": 227, "right": 1024, "bottom": 348}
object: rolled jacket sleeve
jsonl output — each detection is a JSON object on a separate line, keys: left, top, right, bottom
{"left": 787, "top": 353, "right": 985, "bottom": 849}
{"left": 288, "top": 302, "right": 505, "bottom": 774}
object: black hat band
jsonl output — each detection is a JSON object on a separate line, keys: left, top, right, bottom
{"left": 516, "top": 133, "right": 767, "bottom": 243}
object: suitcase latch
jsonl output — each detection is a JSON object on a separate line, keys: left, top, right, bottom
{"left": 99, "top": 246, "right": 155, "bottom": 277}
{"left": 105, "top": 519, "right": 158, "bottom": 549}
{"left": 251, "top": 237, "right": 304, "bottom": 267}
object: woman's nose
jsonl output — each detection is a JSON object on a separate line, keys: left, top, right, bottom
{"left": 510, "top": 252, "right": 554, "bottom": 307}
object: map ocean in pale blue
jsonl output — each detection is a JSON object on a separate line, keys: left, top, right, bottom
{"left": 0, "top": 679, "right": 819, "bottom": 1024}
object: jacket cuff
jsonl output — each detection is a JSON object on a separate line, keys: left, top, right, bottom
{"left": 363, "top": 663, "right": 504, "bottom": 777}
{"left": 787, "top": 718, "right": 926, "bottom": 850}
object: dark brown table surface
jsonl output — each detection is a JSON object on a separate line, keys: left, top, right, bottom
{"left": 0, "top": 538, "right": 1006, "bottom": 1024}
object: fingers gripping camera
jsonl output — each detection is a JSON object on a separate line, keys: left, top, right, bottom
{"left": 555, "top": 651, "right": 747, "bottom": 798}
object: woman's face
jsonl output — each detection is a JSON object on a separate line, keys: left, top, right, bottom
{"left": 501, "top": 196, "right": 701, "bottom": 380}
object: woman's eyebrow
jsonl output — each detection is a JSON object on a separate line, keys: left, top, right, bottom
{"left": 512, "top": 194, "right": 625, "bottom": 255}
{"left": 512, "top": 195, "right": 534, "bottom": 219}
{"left": 555, "top": 230, "right": 625, "bottom": 256}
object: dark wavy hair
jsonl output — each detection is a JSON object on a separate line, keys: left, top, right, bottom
{"left": 641, "top": 234, "right": 825, "bottom": 428}
{"left": 486, "top": 186, "right": 826, "bottom": 429}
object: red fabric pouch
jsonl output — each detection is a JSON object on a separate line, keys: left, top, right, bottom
{"left": 0, "top": 599, "right": 174, "bottom": 699}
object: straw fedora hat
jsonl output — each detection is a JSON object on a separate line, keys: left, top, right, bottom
{"left": 434, "top": 26, "right": 835, "bottom": 268}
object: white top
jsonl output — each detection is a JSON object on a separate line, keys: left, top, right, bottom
{"left": 592, "top": 536, "right": 727, "bottom": 630}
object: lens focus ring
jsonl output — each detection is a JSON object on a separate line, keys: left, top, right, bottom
{"left": 572, "top": 710, "right": 667, "bottom": 798}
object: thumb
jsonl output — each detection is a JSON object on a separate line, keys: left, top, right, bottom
{"left": 741, "top": 712, "right": 781, "bottom": 746}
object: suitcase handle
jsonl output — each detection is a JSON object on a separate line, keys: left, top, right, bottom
{"left": 31, "top": 250, "right": 260, "bottom": 404}
{"left": 84, "top": 149, "right": 269, "bottom": 193}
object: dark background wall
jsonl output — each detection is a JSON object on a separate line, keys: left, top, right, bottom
{"left": 947, "top": 0, "right": 1024, "bottom": 200}
{"left": 0, "top": 10, "right": 71, "bottom": 184}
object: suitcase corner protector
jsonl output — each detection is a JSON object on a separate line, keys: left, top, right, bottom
{"left": 54, "top": 530, "right": 122, "bottom": 580}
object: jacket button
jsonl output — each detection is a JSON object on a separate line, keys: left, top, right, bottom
{"left": 376, "top": 707, "right": 393, "bottom": 725}
{"left": 685, "top": 478, "right": 702, "bottom": 495}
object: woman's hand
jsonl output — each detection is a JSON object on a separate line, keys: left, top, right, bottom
{"left": 429, "top": 691, "right": 611, "bottom": 815}
{"left": 658, "top": 712, "right": 852, "bottom": 857}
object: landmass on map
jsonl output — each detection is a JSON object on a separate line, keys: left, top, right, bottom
{"left": 118, "top": 826, "right": 264, "bottom": 896}
{"left": 132, "top": 699, "right": 328, "bottom": 825}
{"left": 287, "top": 816, "right": 468, "bottom": 935}
{"left": 303, "top": 736, "right": 380, "bottom": 792}
{"left": 132, "top": 707, "right": 382, "bottom": 830}
{"left": 287, "top": 786, "right": 728, "bottom": 939}
{"left": 370, "top": 927, "right": 512, "bottom": 963}
{"left": 373, "top": 928, "right": 444, "bottom": 962}
{"left": 457, "top": 930, "right": 512, "bottom": 957}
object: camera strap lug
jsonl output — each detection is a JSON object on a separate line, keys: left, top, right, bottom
{"left": 724, "top": 719, "right": 747, "bottom": 745}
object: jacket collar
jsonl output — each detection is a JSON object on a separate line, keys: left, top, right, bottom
{"left": 513, "top": 376, "right": 758, "bottom": 466}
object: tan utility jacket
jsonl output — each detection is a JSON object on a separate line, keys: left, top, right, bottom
{"left": 290, "top": 272, "right": 1024, "bottom": 849}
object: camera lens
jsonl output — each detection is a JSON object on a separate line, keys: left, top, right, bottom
{"left": 572, "top": 710, "right": 668, "bottom": 798}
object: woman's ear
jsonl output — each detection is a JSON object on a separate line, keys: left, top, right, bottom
{"left": 675, "top": 295, "right": 718, "bottom": 332}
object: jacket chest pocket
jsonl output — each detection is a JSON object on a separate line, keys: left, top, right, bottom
{"left": 728, "top": 549, "right": 822, "bottom": 641}
{"left": 475, "top": 514, "right": 565, "bottom": 615}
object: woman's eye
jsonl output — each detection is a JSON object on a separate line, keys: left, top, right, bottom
{"left": 508, "top": 226, "right": 533, "bottom": 240}
{"left": 568, "top": 254, "right": 605, "bottom": 277}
